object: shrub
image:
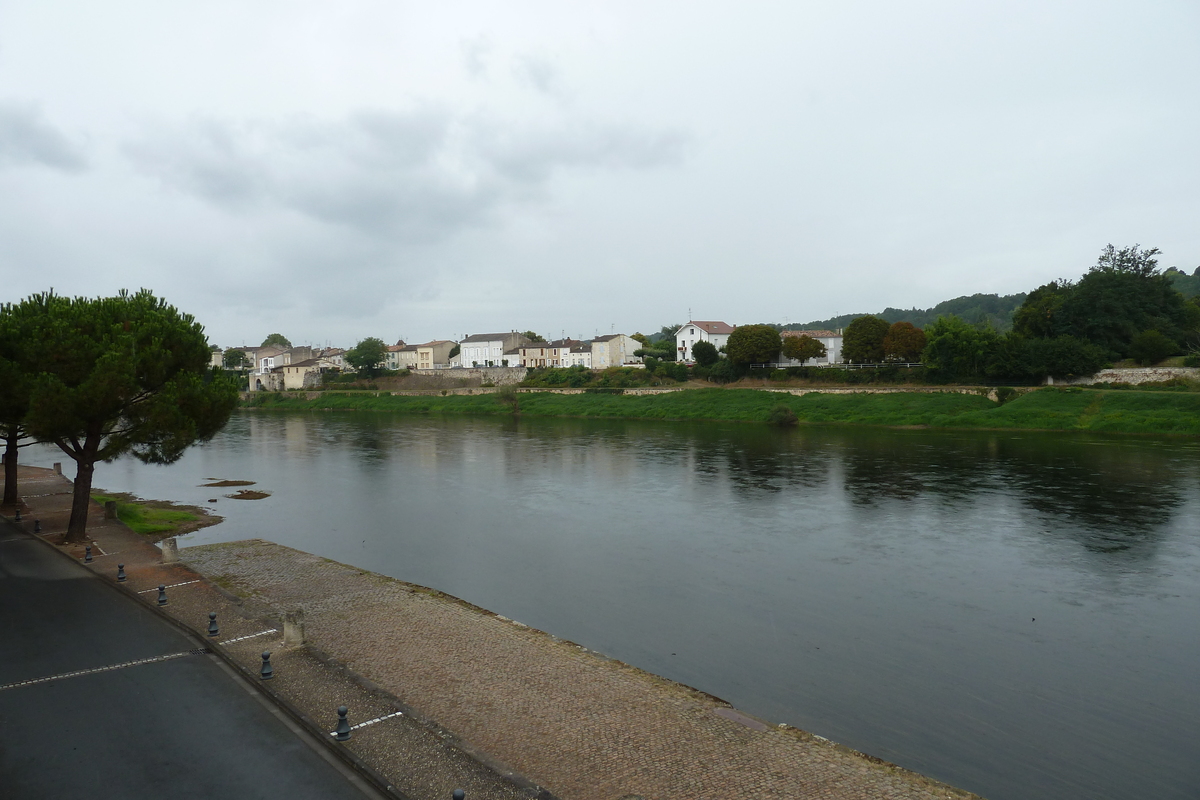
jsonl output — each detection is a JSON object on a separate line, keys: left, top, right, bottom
{"left": 1129, "top": 330, "right": 1177, "bottom": 365}
{"left": 707, "top": 359, "right": 737, "bottom": 383}
{"left": 691, "top": 339, "right": 719, "bottom": 366}
{"left": 1183, "top": 354, "right": 1200, "bottom": 367}
{"left": 770, "top": 369, "right": 788, "bottom": 381}
{"left": 767, "top": 404, "right": 798, "bottom": 427}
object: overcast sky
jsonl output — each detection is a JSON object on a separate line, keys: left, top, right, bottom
{"left": 2, "top": 1, "right": 1197, "bottom": 347}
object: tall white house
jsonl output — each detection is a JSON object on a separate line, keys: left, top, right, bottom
{"left": 676, "top": 320, "right": 734, "bottom": 362}
{"left": 458, "top": 332, "right": 531, "bottom": 367}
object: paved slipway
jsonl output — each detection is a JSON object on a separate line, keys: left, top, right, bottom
{"left": 3, "top": 465, "right": 982, "bottom": 800}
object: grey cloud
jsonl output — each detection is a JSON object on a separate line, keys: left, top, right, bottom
{"left": 512, "top": 54, "right": 561, "bottom": 96}
{"left": 123, "top": 108, "right": 688, "bottom": 242}
{"left": 461, "top": 37, "right": 491, "bottom": 78}
{"left": 123, "top": 119, "right": 265, "bottom": 207}
{"left": 483, "top": 125, "right": 690, "bottom": 183}
{"left": 0, "top": 101, "right": 87, "bottom": 172}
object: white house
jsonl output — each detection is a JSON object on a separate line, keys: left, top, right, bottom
{"left": 458, "top": 332, "right": 531, "bottom": 368}
{"left": 676, "top": 321, "right": 734, "bottom": 363}
{"left": 385, "top": 342, "right": 418, "bottom": 371}
{"left": 777, "top": 329, "right": 843, "bottom": 366}
{"left": 563, "top": 344, "right": 593, "bottom": 368}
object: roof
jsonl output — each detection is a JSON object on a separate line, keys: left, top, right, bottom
{"left": 518, "top": 338, "right": 578, "bottom": 350}
{"left": 417, "top": 340, "right": 455, "bottom": 347}
{"left": 782, "top": 329, "right": 841, "bottom": 339}
{"left": 593, "top": 334, "right": 626, "bottom": 342}
{"left": 460, "top": 332, "right": 519, "bottom": 343}
{"left": 683, "top": 321, "right": 734, "bottom": 335}
{"left": 284, "top": 357, "right": 334, "bottom": 369}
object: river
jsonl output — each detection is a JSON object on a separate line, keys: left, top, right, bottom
{"left": 26, "top": 411, "right": 1200, "bottom": 800}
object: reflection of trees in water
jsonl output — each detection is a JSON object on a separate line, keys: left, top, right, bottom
{"left": 831, "top": 430, "right": 1188, "bottom": 558}
{"left": 996, "top": 440, "right": 1183, "bottom": 555}
{"left": 682, "top": 426, "right": 831, "bottom": 496}
{"left": 306, "top": 412, "right": 1193, "bottom": 559}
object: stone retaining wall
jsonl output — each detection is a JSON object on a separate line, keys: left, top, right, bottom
{"left": 410, "top": 366, "right": 528, "bottom": 385}
{"left": 1052, "top": 367, "right": 1200, "bottom": 386}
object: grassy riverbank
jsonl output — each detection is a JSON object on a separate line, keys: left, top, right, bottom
{"left": 91, "top": 492, "right": 221, "bottom": 538}
{"left": 241, "top": 386, "right": 1200, "bottom": 435}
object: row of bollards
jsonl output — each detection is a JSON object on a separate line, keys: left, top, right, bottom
{"left": 78, "top": 551, "right": 462, "bottom": 793}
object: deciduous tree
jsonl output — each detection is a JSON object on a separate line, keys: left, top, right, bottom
{"left": 781, "top": 334, "right": 827, "bottom": 365}
{"left": 222, "top": 349, "right": 250, "bottom": 369}
{"left": 921, "top": 315, "right": 999, "bottom": 381}
{"left": 19, "top": 291, "right": 239, "bottom": 542}
{"left": 346, "top": 337, "right": 388, "bottom": 377}
{"left": 1013, "top": 245, "right": 1199, "bottom": 358}
{"left": 261, "top": 332, "right": 292, "bottom": 348}
{"left": 882, "top": 322, "right": 926, "bottom": 362}
{"left": 842, "top": 315, "right": 889, "bottom": 363}
{"left": 726, "top": 325, "right": 782, "bottom": 364}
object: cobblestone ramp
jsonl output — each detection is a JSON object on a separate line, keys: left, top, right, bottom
{"left": 184, "top": 539, "right": 983, "bottom": 800}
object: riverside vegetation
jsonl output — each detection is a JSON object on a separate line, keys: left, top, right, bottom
{"left": 242, "top": 384, "right": 1200, "bottom": 436}
{"left": 89, "top": 492, "right": 217, "bottom": 537}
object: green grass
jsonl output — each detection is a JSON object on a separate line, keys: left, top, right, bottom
{"left": 90, "top": 494, "right": 201, "bottom": 535}
{"left": 240, "top": 386, "right": 1200, "bottom": 435}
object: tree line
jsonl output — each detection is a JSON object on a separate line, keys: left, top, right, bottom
{"left": 1, "top": 291, "right": 238, "bottom": 542}
{"left": 634, "top": 245, "right": 1200, "bottom": 385}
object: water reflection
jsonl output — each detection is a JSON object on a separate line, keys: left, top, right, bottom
{"left": 58, "top": 413, "right": 1200, "bottom": 800}
{"left": 228, "top": 414, "right": 1193, "bottom": 565}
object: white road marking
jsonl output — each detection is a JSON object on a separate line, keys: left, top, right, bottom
{"left": 220, "top": 629, "right": 278, "bottom": 644}
{"left": 329, "top": 711, "right": 404, "bottom": 735}
{"left": 137, "top": 579, "right": 200, "bottom": 593}
{"left": 0, "top": 650, "right": 208, "bottom": 691}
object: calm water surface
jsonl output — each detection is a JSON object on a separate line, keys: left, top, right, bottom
{"left": 29, "top": 412, "right": 1200, "bottom": 800}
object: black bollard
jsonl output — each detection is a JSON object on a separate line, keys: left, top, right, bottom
{"left": 84, "top": 545, "right": 93, "bottom": 563}
{"left": 33, "top": 520, "right": 40, "bottom": 533}
{"left": 207, "top": 611, "right": 219, "bottom": 638}
{"left": 453, "top": 791, "right": 465, "bottom": 800}
{"left": 13, "top": 508, "right": 20, "bottom": 522}
{"left": 260, "top": 651, "right": 274, "bottom": 680}
{"left": 157, "top": 585, "right": 168, "bottom": 606}
{"left": 334, "top": 706, "right": 351, "bottom": 741}
{"left": 117, "top": 563, "right": 126, "bottom": 582}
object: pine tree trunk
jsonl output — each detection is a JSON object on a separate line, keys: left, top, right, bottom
{"left": 2, "top": 429, "right": 18, "bottom": 507}
{"left": 66, "top": 459, "right": 94, "bottom": 544}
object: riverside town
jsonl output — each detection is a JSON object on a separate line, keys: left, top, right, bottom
{"left": 3, "top": 6, "right": 1200, "bottom": 800}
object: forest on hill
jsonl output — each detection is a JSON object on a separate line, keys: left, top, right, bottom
{"left": 1166, "top": 267, "right": 1200, "bottom": 299}
{"left": 780, "top": 264, "right": 1199, "bottom": 336}
{"left": 781, "top": 292, "right": 1028, "bottom": 333}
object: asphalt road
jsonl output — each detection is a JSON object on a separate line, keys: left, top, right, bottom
{"left": 0, "top": 523, "right": 385, "bottom": 800}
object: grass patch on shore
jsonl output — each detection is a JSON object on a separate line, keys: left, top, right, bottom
{"left": 240, "top": 386, "right": 1200, "bottom": 435}
{"left": 90, "top": 492, "right": 218, "bottom": 537}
